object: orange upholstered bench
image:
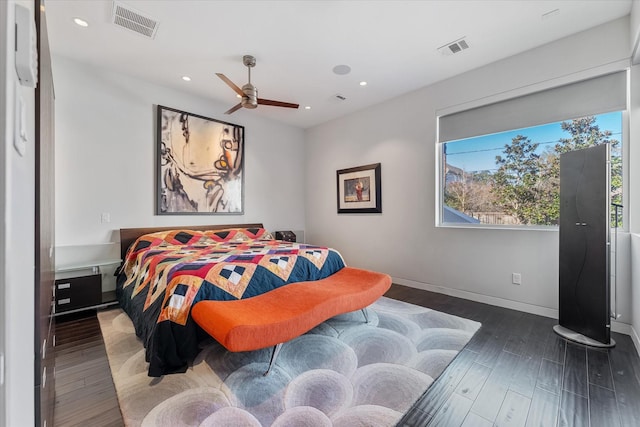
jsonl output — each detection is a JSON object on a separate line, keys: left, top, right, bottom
{"left": 191, "top": 267, "right": 391, "bottom": 374}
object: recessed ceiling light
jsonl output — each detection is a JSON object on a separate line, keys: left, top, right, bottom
{"left": 73, "top": 17, "right": 89, "bottom": 27}
{"left": 304, "top": 106, "right": 311, "bottom": 110}
{"left": 182, "top": 76, "right": 191, "bottom": 82}
{"left": 359, "top": 81, "right": 367, "bottom": 86}
{"left": 333, "top": 65, "right": 351, "bottom": 75}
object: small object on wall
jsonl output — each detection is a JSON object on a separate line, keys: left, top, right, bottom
{"left": 14, "top": 4, "right": 38, "bottom": 88}
{"left": 275, "top": 231, "right": 296, "bottom": 242}
{"left": 156, "top": 105, "right": 244, "bottom": 215}
{"left": 13, "top": 82, "right": 27, "bottom": 156}
{"left": 336, "top": 163, "right": 382, "bottom": 214}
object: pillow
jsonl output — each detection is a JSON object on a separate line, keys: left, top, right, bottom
{"left": 147, "top": 229, "right": 213, "bottom": 245}
{"left": 205, "top": 227, "right": 274, "bottom": 242}
{"left": 205, "top": 228, "right": 250, "bottom": 242}
{"left": 243, "top": 227, "right": 274, "bottom": 240}
{"left": 124, "top": 229, "right": 213, "bottom": 263}
{"left": 163, "top": 230, "right": 212, "bottom": 245}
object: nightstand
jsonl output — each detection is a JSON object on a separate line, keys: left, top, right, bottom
{"left": 275, "top": 230, "right": 297, "bottom": 242}
{"left": 54, "top": 244, "right": 121, "bottom": 315}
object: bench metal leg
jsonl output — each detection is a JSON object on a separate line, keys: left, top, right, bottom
{"left": 264, "top": 343, "right": 283, "bottom": 376}
{"left": 362, "top": 308, "right": 370, "bottom": 324}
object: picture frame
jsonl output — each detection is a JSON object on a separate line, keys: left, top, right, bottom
{"left": 336, "top": 163, "right": 382, "bottom": 214}
{"left": 156, "top": 105, "right": 244, "bottom": 215}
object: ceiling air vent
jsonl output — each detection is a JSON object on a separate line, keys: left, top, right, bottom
{"left": 437, "top": 37, "right": 470, "bottom": 57}
{"left": 111, "top": 1, "right": 159, "bottom": 39}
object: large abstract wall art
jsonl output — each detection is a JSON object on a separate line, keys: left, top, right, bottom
{"left": 157, "top": 105, "right": 244, "bottom": 215}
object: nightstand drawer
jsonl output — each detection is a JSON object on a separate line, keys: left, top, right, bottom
{"left": 55, "top": 274, "right": 101, "bottom": 312}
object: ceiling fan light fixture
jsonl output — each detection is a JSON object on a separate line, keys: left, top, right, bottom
{"left": 241, "top": 97, "right": 258, "bottom": 109}
{"left": 241, "top": 83, "right": 258, "bottom": 108}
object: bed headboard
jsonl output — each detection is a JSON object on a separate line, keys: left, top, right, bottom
{"left": 119, "top": 223, "right": 264, "bottom": 260}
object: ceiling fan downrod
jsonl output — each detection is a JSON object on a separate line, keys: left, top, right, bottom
{"left": 241, "top": 55, "right": 258, "bottom": 109}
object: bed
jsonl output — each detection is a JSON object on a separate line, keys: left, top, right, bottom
{"left": 116, "top": 224, "right": 390, "bottom": 377}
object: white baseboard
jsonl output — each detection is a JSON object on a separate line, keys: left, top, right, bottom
{"left": 393, "top": 277, "right": 634, "bottom": 340}
{"left": 611, "top": 320, "right": 631, "bottom": 335}
{"left": 393, "top": 277, "right": 559, "bottom": 319}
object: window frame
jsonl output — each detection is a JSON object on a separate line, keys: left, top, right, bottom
{"left": 435, "top": 111, "right": 629, "bottom": 232}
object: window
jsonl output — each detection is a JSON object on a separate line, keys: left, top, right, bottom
{"left": 441, "top": 112, "right": 623, "bottom": 226}
{"left": 437, "top": 71, "right": 627, "bottom": 228}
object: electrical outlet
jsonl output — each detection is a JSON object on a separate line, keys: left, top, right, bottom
{"left": 512, "top": 273, "right": 522, "bottom": 285}
{"left": 101, "top": 212, "right": 111, "bottom": 223}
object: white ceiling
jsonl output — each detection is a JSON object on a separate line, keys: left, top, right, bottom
{"left": 45, "top": 0, "right": 632, "bottom": 129}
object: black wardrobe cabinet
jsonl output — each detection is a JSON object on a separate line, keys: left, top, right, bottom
{"left": 554, "top": 144, "right": 614, "bottom": 348}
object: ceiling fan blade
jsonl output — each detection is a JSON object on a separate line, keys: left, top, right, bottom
{"left": 257, "top": 98, "right": 299, "bottom": 109}
{"left": 216, "top": 73, "right": 244, "bottom": 97}
{"left": 224, "top": 103, "right": 243, "bottom": 115}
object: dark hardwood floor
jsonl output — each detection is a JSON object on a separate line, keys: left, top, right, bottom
{"left": 53, "top": 312, "right": 123, "bottom": 427}
{"left": 387, "top": 285, "right": 640, "bottom": 427}
{"left": 53, "top": 285, "right": 640, "bottom": 427}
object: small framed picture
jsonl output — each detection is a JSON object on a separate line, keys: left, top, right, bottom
{"left": 336, "top": 163, "right": 382, "bottom": 214}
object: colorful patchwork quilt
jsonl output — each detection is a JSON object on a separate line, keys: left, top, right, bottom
{"left": 116, "top": 228, "right": 345, "bottom": 377}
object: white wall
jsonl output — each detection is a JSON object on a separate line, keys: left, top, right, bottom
{"left": 632, "top": 0, "right": 640, "bottom": 64}
{"left": 53, "top": 56, "right": 306, "bottom": 246}
{"left": 631, "top": 235, "right": 640, "bottom": 351}
{"left": 630, "top": 60, "right": 640, "bottom": 349}
{"left": 306, "top": 18, "right": 633, "bottom": 323}
{"left": 0, "top": 4, "right": 7, "bottom": 422}
{"left": 1, "top": 1, "right": 36, "bottom": 426}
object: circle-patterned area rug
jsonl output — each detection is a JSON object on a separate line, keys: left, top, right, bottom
{"left": 97, "top": 296, "right": 481, "bottom": 426}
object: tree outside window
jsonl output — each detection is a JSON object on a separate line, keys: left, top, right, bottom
{"left": 442, "top": 113, "right": 622, "bottom": 227}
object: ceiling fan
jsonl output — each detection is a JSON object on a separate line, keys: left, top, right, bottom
{"left": 216, "top": 55, "right": 299, "bottom": 115}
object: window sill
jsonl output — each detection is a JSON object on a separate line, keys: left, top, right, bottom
{"left": 437, "top": 223, "right": 559, "bottom": 231}
{"left": 438, "top": 223, "right": 628, "bottom": 233}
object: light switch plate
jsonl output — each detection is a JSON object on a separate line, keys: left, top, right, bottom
{"left": 512, "top": 273, "right": 522, "bottom": 285}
